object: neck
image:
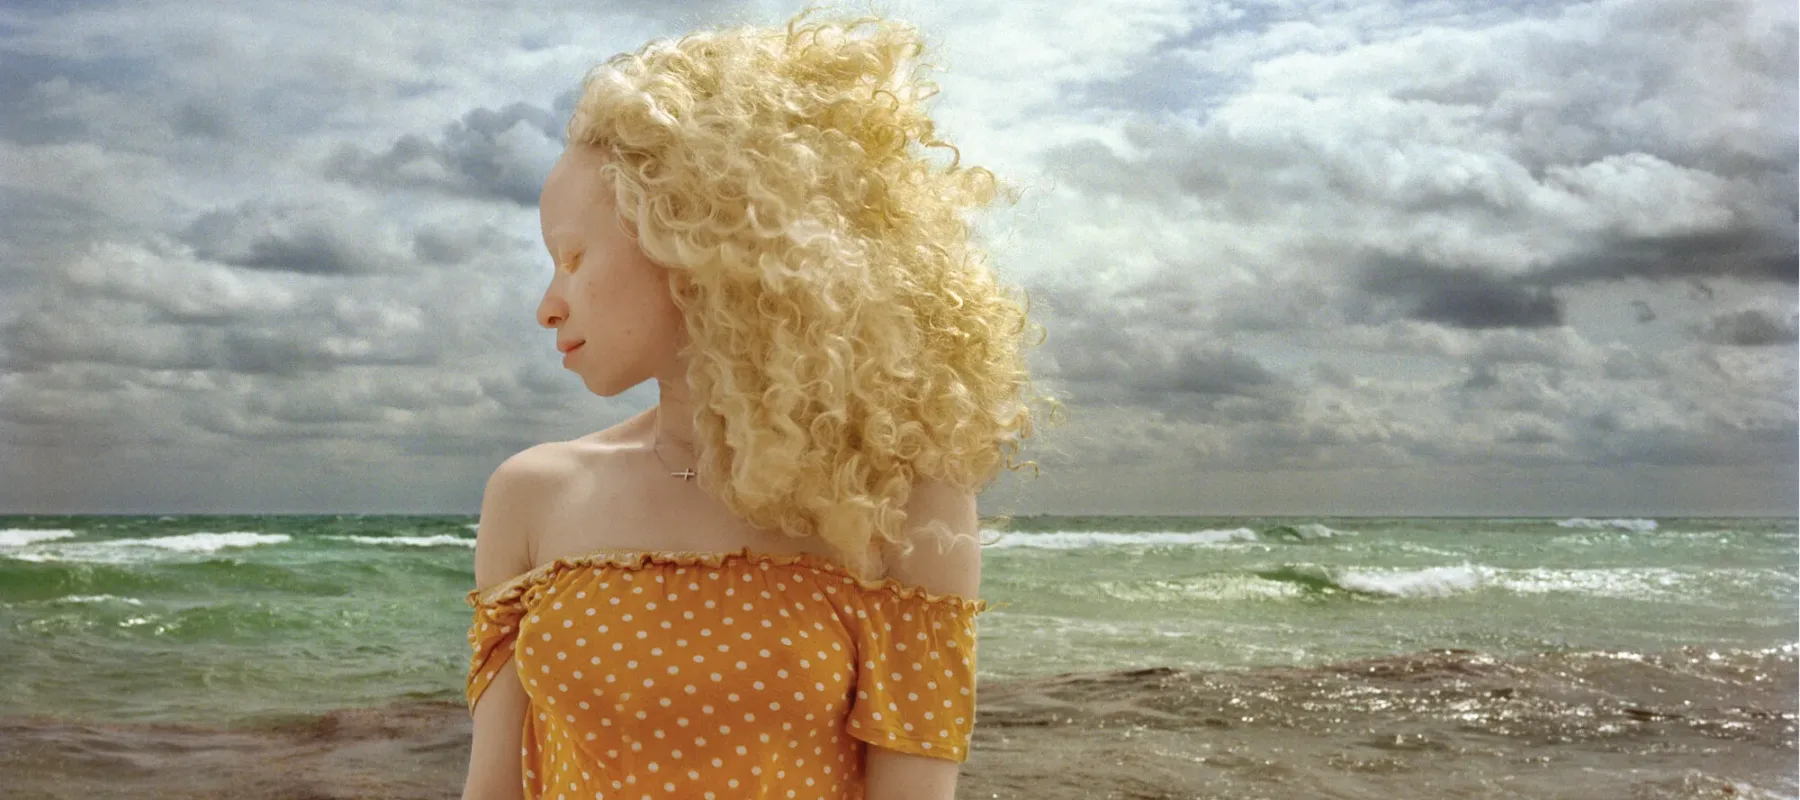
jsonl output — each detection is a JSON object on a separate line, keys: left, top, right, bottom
{"left": 652, "top": 377, "right": 697, "bottom": 456}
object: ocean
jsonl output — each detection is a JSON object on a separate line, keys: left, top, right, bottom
{"left": 1, "top": 514, "right": 1795, "bottom": 798}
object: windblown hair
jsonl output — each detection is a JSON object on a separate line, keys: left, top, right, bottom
{"left": 564, "top": 6, "right": 1057, "bottom": 580}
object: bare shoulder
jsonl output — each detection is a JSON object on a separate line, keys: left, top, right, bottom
{"left": 877, "top": 477, "right": 983, "bottom": 600}
{"left": 473, "top": 441, "right": 581, "bottom": 592}
{"left": 491, "top": 440, "right": 582, "bottom": 491}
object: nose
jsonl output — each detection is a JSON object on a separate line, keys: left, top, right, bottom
{"left": 536, "top": 284, "right": 567, "bottom": 330}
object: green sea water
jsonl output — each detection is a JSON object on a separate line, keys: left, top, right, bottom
{"left": 0, "top": 514, "right": 1793, "bottom": 727}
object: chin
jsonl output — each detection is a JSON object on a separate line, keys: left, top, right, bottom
{"left": 580, "top": 373, "right": 638, "bottom": 399}
{"left": 580, "top": 378, "right": 622, "bottom": 398}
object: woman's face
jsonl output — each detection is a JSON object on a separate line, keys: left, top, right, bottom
{"left": 536, "top": 145, "right": 687, "bottom": 397}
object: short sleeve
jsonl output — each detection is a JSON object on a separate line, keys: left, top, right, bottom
{"left": 464, "top": 587, "right": 526, "bottom": 714}
{"left": 843, "top": 586, "right": 990, "bottom": 762}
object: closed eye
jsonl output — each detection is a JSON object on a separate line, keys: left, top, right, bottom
{"left": 556, "top": 250, "right": 584, "bottom": 274}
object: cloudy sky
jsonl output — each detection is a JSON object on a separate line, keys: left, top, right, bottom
{"left": 1, "top": 0, "right": 1794, "bottom": 517}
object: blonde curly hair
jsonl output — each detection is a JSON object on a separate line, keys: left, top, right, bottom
{"left": 563, "top": 5, "right": 1058, "bottom": 580}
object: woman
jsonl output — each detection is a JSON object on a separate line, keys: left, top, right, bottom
{"left": 461, "top": 8, "right": 1053, "bottom": 799}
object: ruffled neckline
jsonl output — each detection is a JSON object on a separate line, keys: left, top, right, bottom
{"left": 467, "top": 544, "right": 994, "bottom": 614}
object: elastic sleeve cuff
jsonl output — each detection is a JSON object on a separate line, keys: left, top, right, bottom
{"left": 849, "top": 725, "right": 973, "bottom": 762}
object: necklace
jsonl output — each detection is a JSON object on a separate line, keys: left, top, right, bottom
{"left": 651, "top": 429, "right": 697, "bottom": 481}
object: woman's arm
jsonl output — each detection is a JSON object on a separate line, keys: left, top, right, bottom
{"left": 866, "top": 747, "right": 963, "bottom": 800}
{"left": 462, "top": 660, "right": 529, "bottom": 800}
{"left": 461, "top": 451, "right": 551, "bottom": 800}
{"left": 864, "top": 477, "right": 985, "bottom": 800}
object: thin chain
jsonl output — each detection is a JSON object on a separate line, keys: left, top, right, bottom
{"left": 651, "top": 428, "right": 697, "bottom": 481}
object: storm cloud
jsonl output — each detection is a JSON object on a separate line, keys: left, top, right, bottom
{"left": 0, "top": 0, "right": 1792, "bottom": 515}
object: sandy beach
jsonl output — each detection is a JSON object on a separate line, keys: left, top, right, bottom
{"left": 4, "top": 645, "right": 1793, "bottom": 800}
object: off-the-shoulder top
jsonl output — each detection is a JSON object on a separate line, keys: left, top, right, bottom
{"left": 464, "top": 545, "right": 999, "bottom": 800}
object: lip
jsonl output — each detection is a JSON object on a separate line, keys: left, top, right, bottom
{"left": 557, "top": 340, "right": 585, "bottom": 355}
{"left": 560, "top": 341, "right": 584, "bottom": 365}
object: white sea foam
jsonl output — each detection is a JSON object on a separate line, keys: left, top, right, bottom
{"left": 1094, "top": 574, "right": 1308, "bottom": 603}
{"left": 1287, "top": 523, "right": 1355, "bottom": 539}
{"left": 1392, "top": 542, "right": 1465, "bottom": 557}
{"left": 19, "top": 532, "right": 293, "bottom": 562}
{"left": 1272, "top": 563, "right": 1771, "bottom": 604}
{"left": 0, "top": 529, "right": 78, "bottom": 547}
{"left": 986, "top": 529, "right": 1260, "bottom": 549}
{"left": 1555, "top": 517, "right": 1658, "bottom": 531}
{"left": 98, "top": 532, "right": 293, "bottom": 552}
{"left": 1332, "top": 565, "right": 1485, "bottom": 598}
{"left": 58, "top": 594, "right": 145, "bottom": 606}
{"left": 9, "top": 533, "right": 288, "bottom": 565}
{"left": 327, "top": 535, "right": 476, "bottom": 548}
{"left": 1550, "top": 528, "right": 1747, "bottom": 549}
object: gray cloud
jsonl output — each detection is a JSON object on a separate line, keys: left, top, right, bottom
{"left": 3, "top": 305, "right": 442, "bottom": 377}
{"left": 181, "top": 201, "right": 400, "bottom": 276}
{"left": 0, "top": 187, "right": 120, "bottom": 293}
{"left": 1694, "top": 307, "right": 1800, "bottom": 347}
{"left": 0, "top": 51, "right": 154, "bottom": 145}
{"left": 169, "top": 98, "right": 238, "bottom": 140}
{"left": 411, "top": 219, "right": 523, "bottom": 266}
{"left": 3, "top": 239, "right": 449, "bottom": 377}
{"left": 1032, "top": 278, "right": 1298, "bottom": 434}
{"left": 1600, "top": 346, "right": 1668, "bottom": 381}
{"left": 1355, "top": 258, "right": 1565, "bottom": 329}
{"left": 323, "top": 102, "right": 565, "bottom": 206}
{"left": 1532, "top": 228, "right": 1798, "bottom": 286}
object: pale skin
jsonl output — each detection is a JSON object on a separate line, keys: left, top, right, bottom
{"left": 459, "top": 143, "right": 980, "bottom": 799}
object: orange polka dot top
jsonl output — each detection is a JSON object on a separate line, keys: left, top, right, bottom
{"left": 465, "top": 546, "right": 996, "bottom": 800}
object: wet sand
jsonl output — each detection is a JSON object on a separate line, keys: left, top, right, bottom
{"left": 3, "top": 646, "right": 1793, "bottom": 799}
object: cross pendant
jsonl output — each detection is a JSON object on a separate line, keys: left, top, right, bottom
{"left": 671, "top": 469, "right": 696, "bottom": 481}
